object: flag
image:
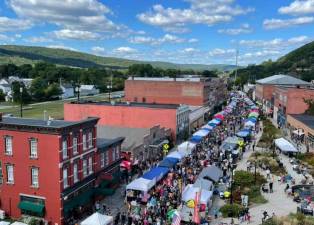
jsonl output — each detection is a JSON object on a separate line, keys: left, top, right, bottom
{"left": 171, "top": 212, "right": 181, "bottom": 225}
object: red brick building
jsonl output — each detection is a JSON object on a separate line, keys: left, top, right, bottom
{"left": 124, "top": 77, "right": 226, "bottom": 106}
{"left": 274, "top": 86, "right": 314, "bottom": 126}
{"left": 64, "top": 101, "right": 190, "bottom": 142}
{"left": 0, "top": 116, "right": 124, "bottom": 225}
{"left": 255, "top": 74, "right": 311, "bottom": 114}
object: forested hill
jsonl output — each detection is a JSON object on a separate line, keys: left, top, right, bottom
{"left": 0, "top": 45, "right": 237, "bottom": 71}
{"left": 234, "top": 41, "right": 314, "bottom": 83}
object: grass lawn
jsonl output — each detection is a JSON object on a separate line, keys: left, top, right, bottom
{"left": 0, "top": 93, "right": 116, "bottom": 119}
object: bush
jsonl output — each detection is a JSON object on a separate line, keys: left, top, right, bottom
{"left": 220, "top": 204, "right": 244, "bottom": 218}
{"left": 234, "top": 170, "right": 266, "bottom": 187}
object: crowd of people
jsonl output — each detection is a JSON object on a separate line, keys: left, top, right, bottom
{"left": 115, "top": 93, "right": 259, "bottom": 225}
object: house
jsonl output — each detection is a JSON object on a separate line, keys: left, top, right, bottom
{"left": 0, "top": 84, "right": 11, "bottom": 94}
{"left": 80, "top": 85, "right": 99, "bottom": 96}
{"left": 60, "top": 84, "right": 75, "bottom": 99}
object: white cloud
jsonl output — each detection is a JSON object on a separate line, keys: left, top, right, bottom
{"left": 137, "top": 1, "right": 254, "bottom": 33}
{"left": 218, "top": 23, "right": 253, "bottom": 35}
{"left": 208, "top": 48, "right": 236, "bottom": 57}
{"left": 113, "top": 47, "right": 138, "bottom": 54}
{"left": 0, "top": 17, "right": 32, "bottom": 32}
{"left": 47, "top": 45, "right": 77, "bottom": 51}
{"left": 26, "top": 36, "right": 53, "bottom": 43}
{"left": 279, "top": 0, "right": 314, "bottom": 15}
{"left": 8, "top": 0, "right": 120, "bottom": 32}
{"left": 91, "top": 46, "right": 105, "bottom": 55}
{"left": 0, "top": 34, "right": 15, "bottom": 42}
{"left": 181, "top": 47, "right": 200, "bottom": 53}
{"left": 263, "top": 17, "right": 314, "bottom": 29}
{"left": 53, "top": 29, "right": 101, "bottom": 40}
{"left": 128, "top": 34, "right": 194, "bottom": 45}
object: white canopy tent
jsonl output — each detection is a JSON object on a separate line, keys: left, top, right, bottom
{"left": 0, "top": 222, "right": 10, "bottom": 225}
{"left": 167, "top": 151, "right": 184, "bottom": 160}
{"left": 81, "top": 212, "right": 113, "bottom": 225}
{"left": 275, "top": 138, "right": 298, "bottom": 153}
{"left": 11, "top": 223, "right": 27, "bottom": 225}
{"left": 182, "top": 185, "right": 213, "bottom": 204}
{"left": 193, "top": 178, "right": 213, "bottom": 191}
{"left": 244, "top": 120, "right": 255, "bottom": 127}
{"left": 293, "top": 129, "right": 305, "bottom": 136}
{"left": 126, "top": 177, "right": 155, "bottom": 192}
{"left": 193, "top": 129, "right": 209, "bottom": 137}
{"left": 178, "top": 141, "right": 196, "bottom": 156}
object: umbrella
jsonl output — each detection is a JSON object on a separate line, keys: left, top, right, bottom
{"left": 248, "top": 112, "right": 259, "bottom": 117}
{"left": 214, "top": 114, "right": 224, "bottom": 120}
{"left": 167, "top": 209, "right": 177, "bottom": 219}
{"left": 224, "top": 191, "right": 231, "bottom": 198}
{"left": 120, "top": 160, "right": 131, "bottom": 170}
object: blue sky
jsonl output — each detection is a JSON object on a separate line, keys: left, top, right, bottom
{"left": 0, "top": 0, "right": 314, "bottom": 66}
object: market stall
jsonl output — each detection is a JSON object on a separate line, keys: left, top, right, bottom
{"left": 275, "top": 138, "right": 298, "bottom": 153}
{"left": 126, "top": 177, "right": 156, "bottom": 192}
{"left": 80, "top": 212, "right": 113, "bottom": 225}
{"left": 178, "top": 141, "right": 196, "bottom": 155}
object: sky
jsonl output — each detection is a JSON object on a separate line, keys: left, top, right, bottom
{"left": 0, "top": 0, "right": 314, "bottom": 66}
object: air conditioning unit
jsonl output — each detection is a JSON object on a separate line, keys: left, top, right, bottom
{"left": 0, "top": 209, "right": 5, "bottom": 219}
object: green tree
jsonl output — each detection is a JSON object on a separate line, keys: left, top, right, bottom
{"left": 45, "top": 83, "right": 63, "bottom": 99}
{"left": 30, "top": 77, "right": 47, "bottom": 101}
{"left": 304, "top": 98, "right": 314, "bottom": 116}
{"left": 0, "top": 89, "right": 5, "bottom": 101}
{"left": 11, "top": 81, "right": 31, "bottom": 103}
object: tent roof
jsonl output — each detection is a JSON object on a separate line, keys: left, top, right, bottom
{"left": 198, "top": 166, "right": 223, "bottom": 182}
{"left": 126, "top": 177, "right": 156, "bottom": 192}
{"left": 142, "top": 167, "right": 169, "bottom": 181}
{"left": 159, "top": 157, "right": 179, "bottom": 168}
{"left": 182, "top": 184, "right": 213, "bottom": 204}
{"left": 193, "top": 129, "right": 209, "bottom": 137}
{"left": 275, "top": 138, "right": 298, "bottom": 152}
{"left": 193, "top": 178, "right": 213, "bottom": 191}
{"left": 178, "top": 141, "right": 196, "bottom": 155}
{"left": 167, "top": 151, "right": 184, "bottom": 160}
{"left": 81, "top": 212, "right": 113, "bottom": 225}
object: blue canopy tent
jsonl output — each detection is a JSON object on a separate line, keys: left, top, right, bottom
{"left": 190, "top": 135, "right": 203, "bottom": 143}
{"left": 142, "top": 167, "right": 169, "bottom": 182}
{"left": 193, "top": 129, "right": 210, "bottom": 137}
{"left": 236, "top": 129, "right": 251, "bottom": 138}
{"left": 201, "top": 124, "right": 214, "bottom": 131}
{"left": 247, "top": 117, "right": 257, "bottom": 123}
{"left": 159, "top": 157, "right": 179, "bottom": 168}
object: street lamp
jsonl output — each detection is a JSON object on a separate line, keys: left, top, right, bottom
{"left": 19, "top": 87, "right": 23, "bottom": 117}
{"left": 230, "top": 164, "right": 236, "bottom": 204}
{"left": 107, "top": 75, "right": 113, "bottom": 102}
{"left": 75, "top": 85, "right": 80, "bottom": 103}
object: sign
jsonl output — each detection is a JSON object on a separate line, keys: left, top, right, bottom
{"left": 163, "top": 143, "right": 170, "bottom": 150}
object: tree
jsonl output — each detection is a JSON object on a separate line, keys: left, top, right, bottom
{"left": 202, "top": 70, "right": 218, "bottom": 77}
{"left": 304, "top": 98, "right": 314, "bottom": 116}
{"left": 11, "top": 81, "right": 31, "bottom": 103}
{"left": 30, "top": 77, "right": 47, "bottom": 101}
{"left": 0, "top": 89, "right": 5, "bottom": 101}
{"left": 45, "top": 83, "right": 63, "bottom": 99}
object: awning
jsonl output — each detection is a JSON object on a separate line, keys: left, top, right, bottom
{"left": 18, "top": 201, "right": 45, "bottom": 215}
{"left": 126, "top": 177, "right": 155, "bottom": 192}
{"left": 198, "top": 166, "right": 223, "bottom": 182}
{"left": 142, "top": 167, "right": 169, "bottom": 181}
{"left": 275, "top": 138, "right": 298, "bottom": 152}
{"left": 63, "top": 188, "right": 94, "bottom": 213}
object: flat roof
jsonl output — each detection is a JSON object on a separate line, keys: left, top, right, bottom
{"left": 127, "top": 77, "right": 207, "bottom": 82}
{"left": 71, "top": 101, "right": 181, "bottom": 109}
{"left": 290, "top": 114, "right": 314, "bottom": 130}
{"left": 0, "top": 116, "right": 99, "bottom": 129}
{"left": 97, "top": 137, "right": 125, "bottom": 149}
{"left": 256, "top": 74, "right": 310, "bottom": 85}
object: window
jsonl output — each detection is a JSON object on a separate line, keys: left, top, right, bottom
{"left": 83, "top": 134, "right": 87, "bottom": 150}
{"left": 0, "top": 161, "right": 3, "bottom": 184}
{"left": 63, "top": 168, "right": 68, "bottom": 188}
{"left": 6, "top": 164, "right": 14, "bottom": 184}
{"left": 31, "top": 167, "right": 39, "bottom": 187}
{"left": 142, "top": 97, "right": 146, "bottom": 103}
{"left": 112, "top": 148, "right": 115, "bottom": 162}
{"left": 30, "top": 138, "right": 38, "bottom": 158}
{"left": 73, "top": 137, "right": 78, "bottom": 155}
{"left": 62, "top": 140, "right": 68, "bottom": 159}
{"left": 5, "top": 136, "right": 12, "bottom": 155}
{"left": 100, "top": 153, "right": 105, "bottom": 168}
{"left": 106, "top": 151, "right": 110, "bottom": 165}
{"left": 83, "top": 159, "right": 88, "bottom": 177}
{"left": 73, "top": 163, "right": 79, "bottom": 183}
{"left": 88, "top": 157, "right": 93, "bottom": 175}
{"left": 88, "top": 131, "right": 93, "bottom": 148}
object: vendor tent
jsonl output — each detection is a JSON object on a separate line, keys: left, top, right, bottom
{"left": 244, "top": 120, "right": 256, "bottom": 127}
{"left": 159, "top": 157, "right": 179, "bottom": 168}
{"left": 211, "top": 119, "right": 221, "bottom": 124}
{"left": 275, "top": 138, "right": 298, "bottom": 152}
{"left": 126, "top": 177, "right": 155, "bottom": 192}
{"left": 81, "top": 212, "right": 113, "bottom": 225}
{"left": 193, "top": 178, "right": 213, "bottom": 191}
{"left": 0, "top": 222, "right": 10, "bottom": 225}
{"left": 236, "top": 129, "right": 251, "bottom": 138}
{"left": 214, "top": 114, "right": 224, "bottom": 120}
{"left": 11, "top": 223, "right": 27, "bottom": 225}
{"left": 248, "top": 117, "right": 257, "bottom": 123}
{"left": 198, "top": 166, "right": 223, "bottom": 182}
{"left": 182, "top": 185, "right": 213, "bottom": 204}
{"left": 193, "top": 129, "right": 210, "bottom": 137}
{"left": 178, "top": 141, "right": 196, "bottom": 155}
{"left": 167, "top": 151, "right": 184, "bottom": 160}
{"left": 142, "top": 167, "right": 169, "bottom": 181}
{"left": 190, "top": 135, "right": 203, "bottom": 143}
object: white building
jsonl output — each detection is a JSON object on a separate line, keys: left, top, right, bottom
{"left": 60, "top": 84, "right": 75, "bottom": 99}
{"left": 80, "top": 85, "right": 99, "bottom": 96}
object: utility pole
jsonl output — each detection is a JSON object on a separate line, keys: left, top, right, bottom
{"left": 107, "top": 74, "right": 113, "bottom": 102}
{"left": 20, "top": 86, "right": 23, "bottom": 118}
{"left": 234, "top": 48, "right": 239, "bottom": 82}
{"left": 75, "top": 84, "right": 80, "bottom": 103}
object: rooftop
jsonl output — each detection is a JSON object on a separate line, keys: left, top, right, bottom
{"left": 71, "top": 101, "right": 182, "bottom": 109}
{"left": 97, "top": 137, "right": 125, "bottom": 149}
{"left": 0, "top": 116, "right": 99, "bottom": 129}
{"left": 256, "top": 74, "right": 310, "bottom": 85}
{"left": 97, "top": 126, "right": 151, "bottom": 151}
{"left": 290, "top": 114, "right": 314, "bottom": 130}
{"left": 127, "top": 76, "right": 207, "bottom": 82}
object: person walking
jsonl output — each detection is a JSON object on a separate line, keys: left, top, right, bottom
{"left": 269, "top": 175, "right": 274, "bottom": 193}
